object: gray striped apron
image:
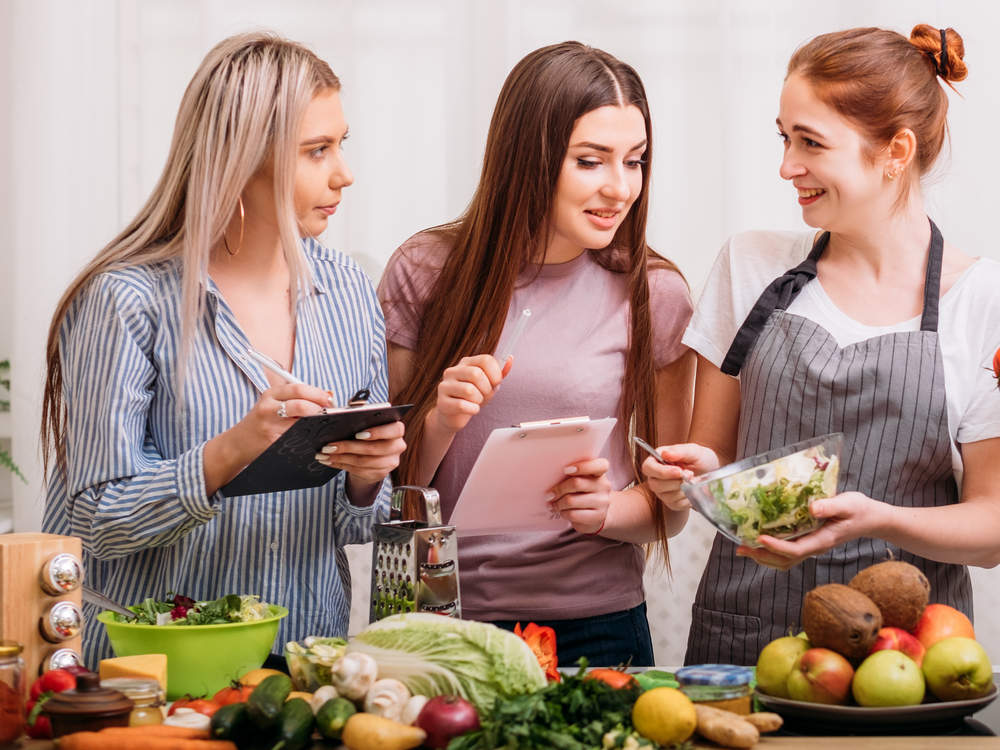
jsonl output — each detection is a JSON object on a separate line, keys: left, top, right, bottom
{"left": 685, "top": 219, "right": 972, "bottom": 666}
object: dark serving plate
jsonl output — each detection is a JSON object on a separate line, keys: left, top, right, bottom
{"left": 755, "top": 684, "right": 999, "bottom": 733}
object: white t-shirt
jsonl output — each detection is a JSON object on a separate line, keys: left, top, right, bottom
{"left": 682, "top": 229, "right": 1000, "bottom": 487}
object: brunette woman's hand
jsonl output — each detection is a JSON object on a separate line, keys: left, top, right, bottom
{"left": 641, "top": 443, "right": 719, "bottom": 511}
{"left": 429, "top": 354, "right": 513, "bottom": 434}
{"left": 548, "top": 457, "right": 612, "bottom": 535}
{"left": 736, "top": 491, "right": 886, "bottom": 570}
{"left": 316, "top": 420, "right": 407, "bottom": 488}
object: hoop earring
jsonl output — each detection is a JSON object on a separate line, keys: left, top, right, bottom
{"left": 223, "top": 197, "right": 245, "bottom": 256}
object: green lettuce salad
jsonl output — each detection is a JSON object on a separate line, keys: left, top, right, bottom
{"left": 116, "top": 593, "right": 273, "bottom": 625}
{"left": 710, "top": 446, "right": 839, "bottom": 544}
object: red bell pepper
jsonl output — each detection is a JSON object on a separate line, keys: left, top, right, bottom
{"left": 514, "top": 622, "right": 560, "bottom": 682}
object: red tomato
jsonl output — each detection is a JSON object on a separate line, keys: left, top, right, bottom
{"left": 168, "top": 697, "right": 220, "bottom": 717}
{"left": 993, "top": 347, "right": 1000, "bottom": 382}
{"left": 24, "top": 698, "right": 53, "bottom": 739}
{"left": 29, "top": 669, "right": 77, "bottom": 701}
{"left": 212, "top": 683, "right": 255, "bottom": 706}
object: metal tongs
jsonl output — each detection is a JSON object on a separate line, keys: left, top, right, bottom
{"left": 82, "top": 584, "right": 137, "bottom": 620}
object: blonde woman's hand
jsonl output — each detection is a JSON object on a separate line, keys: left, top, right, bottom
{"left": 429, "top": 354, "right": 512, "bottom": 434}
{"left": 548, "top": 458, "right": 612, "bottom": 535}
{"left": 236, "top": 383, "right": 334, "bottom": 459}
{"left": 316, "top": 420, "right": 407, "bottom": 486}
{"left": 641, "top": 443, "right": 719, "bottom": 511}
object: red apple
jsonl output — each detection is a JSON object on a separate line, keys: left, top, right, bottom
{"left": 869, "top": 627, "right": 926, "bottom": 667}
{"left": 785, "top": 648, "right": 854, "bottom": 705}
{"left": 912, "top": 604, "right": 975, "bottom": 649}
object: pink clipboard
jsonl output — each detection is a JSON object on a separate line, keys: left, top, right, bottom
{"left": 449, "top": 416, "right": 617, "bottom": 536}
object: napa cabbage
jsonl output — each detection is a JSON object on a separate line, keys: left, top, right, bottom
{"left": 346, "top": 613, "right": 546, "bottom": 711}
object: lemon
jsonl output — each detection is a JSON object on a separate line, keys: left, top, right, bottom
{"left": 631, "top": 686, "right": 697, "bottom": 745}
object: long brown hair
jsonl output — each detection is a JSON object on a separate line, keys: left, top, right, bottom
{"left": 41, "top": 32, "right": 339, "bottom": 475}
{"left": 391, "top": 41, "right": 680, "bottom": 558}
{"left": 788, "top": 25, "right": 967, "bottom": 206}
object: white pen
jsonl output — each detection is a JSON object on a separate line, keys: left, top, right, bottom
{"left": 495, "top": 308, "right": 532, "bottom": 364}
{"left": 247, "top": 348, "right": 308, "bottom": 386}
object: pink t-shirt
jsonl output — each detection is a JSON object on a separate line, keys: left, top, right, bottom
{"left": 378, "top": 231, "right": 693, "bottom": 620}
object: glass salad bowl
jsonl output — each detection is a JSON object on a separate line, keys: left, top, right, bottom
{"left": 681, "top": 433, "right": 843, "bottom": 548}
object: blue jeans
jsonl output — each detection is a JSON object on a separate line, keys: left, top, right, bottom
{"left": 491, "top": 602, "right": 654, "bottom": 667}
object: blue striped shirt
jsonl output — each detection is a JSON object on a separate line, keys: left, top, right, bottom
{"left": 42, "top": 237, "right": 391, "bottom": 667}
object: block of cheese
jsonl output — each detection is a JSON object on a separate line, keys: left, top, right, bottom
{"left": 99, "top": 653, "right": 168, "bottom": 691}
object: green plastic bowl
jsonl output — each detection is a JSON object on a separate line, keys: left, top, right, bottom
{"left": 97, "top": 605, "right": 288, "bottom": 699}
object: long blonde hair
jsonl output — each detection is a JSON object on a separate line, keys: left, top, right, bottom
{"left": 41, "top": 32, "right": 340, "bottom": 475}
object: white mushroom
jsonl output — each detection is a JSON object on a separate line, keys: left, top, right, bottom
{"left": 330, "top": 652, "right": 378, "bottom": 701}
{"left": 400, "top": 694, "right": 429, "bottom": 726}
{"left": 363, "top": 678, "right": 412, "bottom": 721}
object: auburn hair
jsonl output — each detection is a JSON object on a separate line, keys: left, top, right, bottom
{"left": 787, "top": 25, "right": 967, "bottom": 202}
{"left": 389, "top": 41, "right": 681, "bottom": 560}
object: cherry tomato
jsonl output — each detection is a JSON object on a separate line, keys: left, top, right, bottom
{"left": 168, "top": 696, "right": 220, "bottom": 717}
{"left": 212, "top": 682, "right": 255, "bottom": 706}
{"left": 992, "top": 347, "right": 1000, "bottom": 383}
{"left": 29, "top": 669, "right": 77, "bottom": 701}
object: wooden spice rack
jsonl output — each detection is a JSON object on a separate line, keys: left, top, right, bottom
{"left": 0, "top": 533, "right": 83, "bottom": 696}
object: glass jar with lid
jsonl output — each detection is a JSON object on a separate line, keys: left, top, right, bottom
{"left": 100, "top": 677, "right": 165, "bottom": 726}
{"left": 675, "top": 664, "right": 754, "bottom": 715}
{"left": 0, "top": 641, "right": 25, "bottom": 744}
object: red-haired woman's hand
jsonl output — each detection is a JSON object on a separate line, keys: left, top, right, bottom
{"left": 641, "top": 443, "right": 718, "bottom": 511}
{"left": 430, "top": 354, "right": 511, "bottom": 434}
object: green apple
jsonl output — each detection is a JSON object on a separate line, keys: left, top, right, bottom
{"left": 852, "top": 650, "right": 925, "bottom": 707}
{"left": 756, "top": 635, "right": 810, "bottom": 698}
{"left": 922, "top": 637, "right": 993, "bottom": 701}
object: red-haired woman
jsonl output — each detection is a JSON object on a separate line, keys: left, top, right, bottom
{"left": 378, "top": 42, "right": 695, "bottom": 666}
{"left": 643, "top": 25, "right": 1000, "bottom": 665}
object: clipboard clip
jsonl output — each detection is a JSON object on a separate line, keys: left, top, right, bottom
{"left": 516, "top": 416, "right": 590, "bottom": 429}
{"left": 347, "top": 389, "right": 370, "bottom": 407}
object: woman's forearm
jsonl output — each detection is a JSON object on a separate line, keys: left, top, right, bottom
{"left": 877, "top": 498, "right": 1000, "bottom": 569}
{"left": 603, "top": 485, "right": 689, "bottom": 545}
{"left": 413, "top": 407, "right": 459, "bottom": 486}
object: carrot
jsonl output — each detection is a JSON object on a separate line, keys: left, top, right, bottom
{"left": 97, "top": 726, "right": 211, "bottom": 739}
{"left": 585, "top": 668, "right": 638, "bottom": 689}
{"left": 58, "top": 731, "right": 237, "bottom": 750}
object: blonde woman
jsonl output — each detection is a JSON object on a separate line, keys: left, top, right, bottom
{"left": 40, "top": 33, "right": 404, "bottom": 666}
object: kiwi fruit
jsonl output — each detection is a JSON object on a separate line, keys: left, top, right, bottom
{"left": 849, "top": 560, "right": 930, "bottom": 631}
{"left": 802, "top": 583, "right": 882, "bottom": 661}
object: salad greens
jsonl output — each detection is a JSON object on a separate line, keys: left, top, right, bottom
{"left": 116, "top": 593, "right": 273, "bottom": 625}
{"left": 711, "top": 447, "right": 838, "bottom": 544}
{"left": 449, "top": 661, "right": 694, "bottom": 750}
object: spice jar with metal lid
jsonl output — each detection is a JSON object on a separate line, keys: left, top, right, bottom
{"left": 0, "top": 641, "right": 25, "bottom": 745}
{"left": 675, "top": 664, "right": 754, "bottom": 715}
{"left": 39, "top": 600, "right": 84, "bottom": 642}
{"left": 100, "top": 677, "right": 164, "bottom": 726}
{"left": 42, "top": 672, "right": 133, "bottom": 737}
{"left": 39, "top": 552, "right": 84, "bottom": 595}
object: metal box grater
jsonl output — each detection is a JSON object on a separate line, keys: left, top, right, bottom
{"left": 369, "top": 485, "right": 460, "bottom": 622}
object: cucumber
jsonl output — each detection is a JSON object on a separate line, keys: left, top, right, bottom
{"left": 211, "top": 702, "right": 249, "bottom": 740}
{"left": 248, "top": 673, "right": 293, "bottom": 728}
{"left": 269, "top": 697, "right": 314, "bottom": 750}
{"left": 315, "top": 696, "right": 357, "bottom": 741}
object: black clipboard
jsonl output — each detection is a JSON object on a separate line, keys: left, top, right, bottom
{"left": 220, "top": 403, "right": 412, "bottom": 497}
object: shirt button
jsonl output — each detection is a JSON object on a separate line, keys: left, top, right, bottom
{"left": 270, "top": 542, "right": 279, "bottom": 552}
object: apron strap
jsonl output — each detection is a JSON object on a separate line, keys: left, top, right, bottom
{"left": 720, "top": 218, "right": 945, "bottom": 376}
{"left": 920, "top": 219, "right": 944, "bottom": 332}
{"left": 720, "top": 232, "right": 828, "bottom": 376}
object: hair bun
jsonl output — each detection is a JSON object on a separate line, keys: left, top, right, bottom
{"left": 910, "top": 24, "right": 967, "bottom": 82}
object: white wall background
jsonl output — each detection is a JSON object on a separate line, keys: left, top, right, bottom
{"left": 3, "top": 0, "right": 999, "bottom": 665}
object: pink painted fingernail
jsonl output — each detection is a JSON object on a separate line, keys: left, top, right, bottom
{"left": 564, "top": 466, "right": 578, "bottom": 475}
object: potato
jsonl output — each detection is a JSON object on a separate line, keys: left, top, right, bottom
{"left": 341, "top": 712, "right": 427, "bottom": 750}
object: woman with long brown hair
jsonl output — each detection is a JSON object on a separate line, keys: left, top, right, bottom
{"left": 379, "top": 41, "right": 695, "bottom": 665}
{"left": 644, "top": 25, "right": 1000, "bottom": 665}
{"left": 41, "top": 32, "right": 405, "bottom": 666}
